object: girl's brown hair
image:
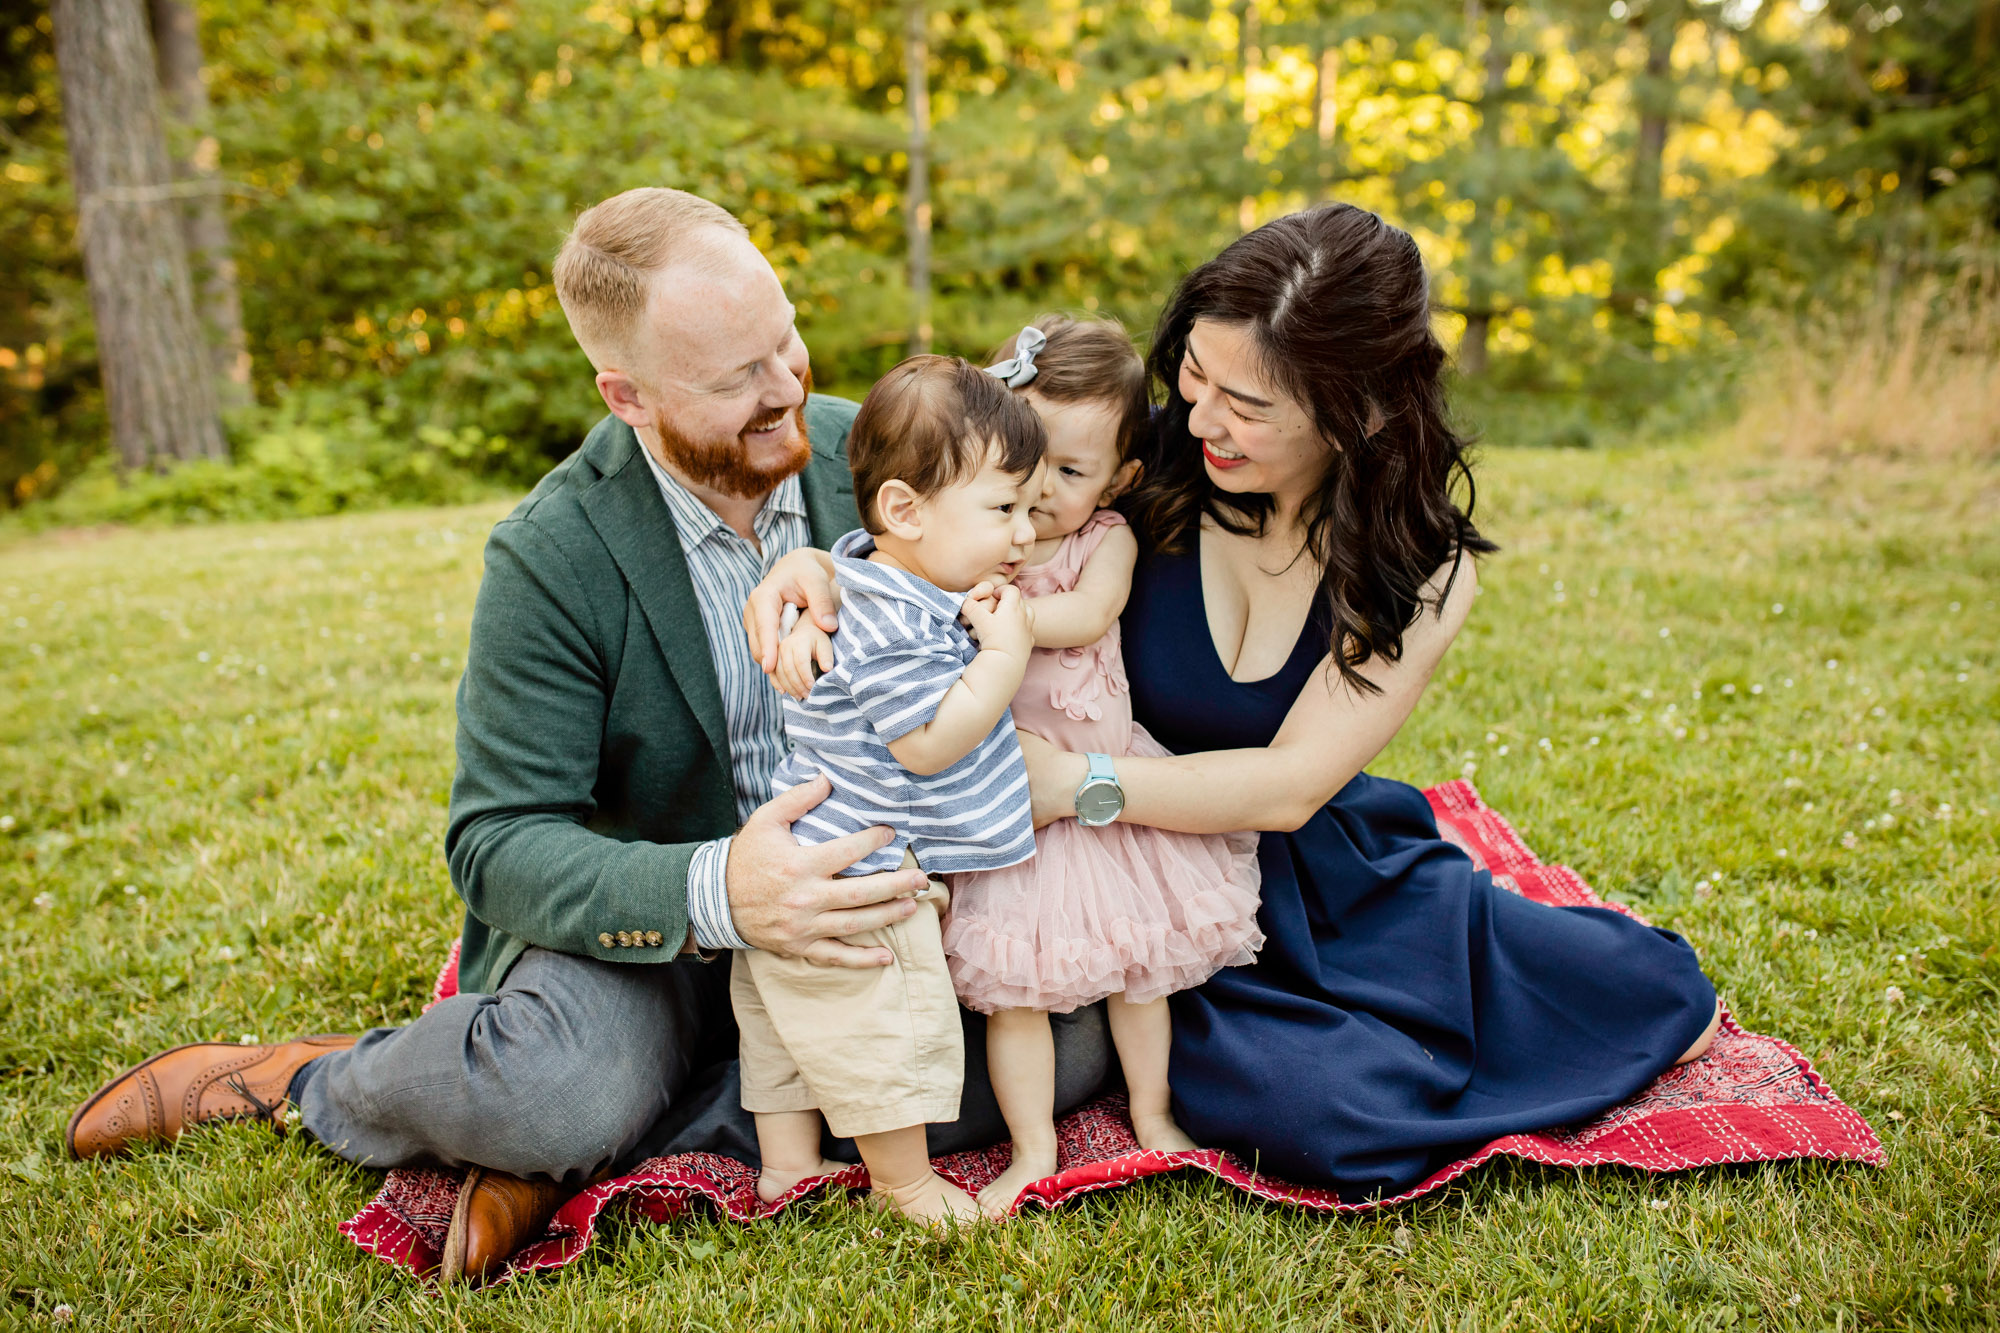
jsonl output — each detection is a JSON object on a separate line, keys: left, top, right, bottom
{"left": 987, "top": 314, "right": 1151, "bottom": 462}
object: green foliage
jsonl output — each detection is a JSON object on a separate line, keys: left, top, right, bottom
{"left": 1, "top": 438, "right": 1995, "bottom": 1325}
{"left": 3, "top": 0, "right": 1996, "bottom": 514}
{"left": 13, "top": 389, "right": 505, "bottom": 528}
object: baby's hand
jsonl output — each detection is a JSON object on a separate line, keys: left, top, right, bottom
{"left": 961, "top": 583, "right": 1035, "bottom": 661}
{"left": 774, "top": 618, "right": 833, "bottom": 700}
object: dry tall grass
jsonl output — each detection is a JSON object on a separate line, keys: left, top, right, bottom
{"left": 1732, "top": 261, "right": 2000, "bottom": 462}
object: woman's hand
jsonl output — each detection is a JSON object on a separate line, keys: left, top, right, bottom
{"left": 1018, "top": 731, "right": 1090, "bottom": 829}
{"left": 743, "top": 547, "right": 839, "bottom": 672}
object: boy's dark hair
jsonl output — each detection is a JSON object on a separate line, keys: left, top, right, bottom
{"left": 987, "top": 314, "right": 1151, "bottom": 463}
{"left": 849, "top": 355, "right": 1047, "bottom": 535}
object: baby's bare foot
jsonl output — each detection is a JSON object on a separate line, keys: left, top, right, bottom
{"left": 974, "top": 1141, "right": 1059, "bottom": 1221}
{"left": 757, "top": 1157, "right": 848, "bottom": 1205}
{"left": 1130, "top": 1112, "right": 1199, "bottom": 1154}
{"left": 869, "top": 1170, "right": 983, "bottom": 1229}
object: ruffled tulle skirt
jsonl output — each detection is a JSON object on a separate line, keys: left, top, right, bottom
{"left": 943, "top": 728, "right": 1264, "bottom": 1015}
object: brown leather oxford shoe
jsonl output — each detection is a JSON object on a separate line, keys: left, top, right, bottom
{"left": 65, "top": 1033, "right": 359, "bottom": 1159}
{"left": 438, "top": 1165, "right": 580, "bottom": 1287}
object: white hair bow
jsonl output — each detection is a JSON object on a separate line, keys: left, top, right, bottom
{"left": 983, "top": 325, "right": 1046, "bottom": 388}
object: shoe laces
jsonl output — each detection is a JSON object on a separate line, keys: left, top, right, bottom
{"left": 222, "top": 1070, "right": 285, "bottom": 1126}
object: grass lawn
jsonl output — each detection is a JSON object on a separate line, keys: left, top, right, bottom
{"left": 0, "top": 437, "right": 1993, "bottom": 1331}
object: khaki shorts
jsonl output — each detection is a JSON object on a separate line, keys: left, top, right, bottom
{"left": 731, "top": 879, "right": 963, "bottom": 1139}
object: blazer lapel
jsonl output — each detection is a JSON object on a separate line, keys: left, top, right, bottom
{"left": 575, "top": 422, "right": 729, "bottom": 762}
{"left": 799, "top": 440, "right": 858, "bottom": 547}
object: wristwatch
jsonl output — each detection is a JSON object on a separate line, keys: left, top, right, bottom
{"left": 1074, "top": 752, "right": 1126, "bottom": 827}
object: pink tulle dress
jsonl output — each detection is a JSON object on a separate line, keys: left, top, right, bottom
{"left": 943, "top": 510, "right": 1264, "bottom": 1015}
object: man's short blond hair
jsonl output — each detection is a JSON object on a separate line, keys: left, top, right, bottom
{"left": 553, "top": 187, "right": 748, "bottom": 370}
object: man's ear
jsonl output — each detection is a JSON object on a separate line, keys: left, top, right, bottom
{"left": 595, "top": 369, "right": 652, "bottom": 430}
{"left": 1099, "top": 458, "right": 1143, "bottom": 506}
{"left": 874, "top": 479, "right": 925, "bottom": 541}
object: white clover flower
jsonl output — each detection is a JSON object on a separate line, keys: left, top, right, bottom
{"left": 1884, "top": 986, "right": 1904, "bottom": 1004}
{"left": 216, "top": 946, "right": 236, "bottom": 962}
{"left": 1826, "top": 659, "right": 1838, "bottom": 670}
{"left": 1485, "top": 731, "right": 1498, "bottom": 743}
{"left": 1537, "top": 738, "right": 1552, "bottom": 750}
{"left": 1659, "top": 627, "right": 1672, "bottom": 638}
{"left": 32, "top": 892, "right": 53, "bottom": 910}
{"left": 1841, "top": 832, "right": 1858, "bottom": 849}
{"left": 1721, "top": 683, "right": 1735, "bottom": 695}
{"left": 0, "top": 815, "right": 13, "bottom": 831}
{"left": 1649, "top": 1199, "right": 1670, "bottom": 1212}
{"left": 1771, "top": 603, "right": 1784, "bottom": 615}
{"left": 1751, "top": 684, "right": 1764, "bottom": 695}
{"left": 1588, "top": 736, "right": 1601, "bottom": 746}
{"left": 1496, "top": 745, "right": 1510, "bottom": 756}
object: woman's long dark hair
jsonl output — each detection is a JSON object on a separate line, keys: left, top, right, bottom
{"left": 1126, "top": 203, "right": 1495, "bottom": 694}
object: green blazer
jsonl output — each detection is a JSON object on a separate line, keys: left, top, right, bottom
{"left": 445, "top": 394, "right": 862, "bottom": 994}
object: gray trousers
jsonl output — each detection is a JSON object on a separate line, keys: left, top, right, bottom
{"left": 295, "top": 946, "right": 1111, "bottom": 1186}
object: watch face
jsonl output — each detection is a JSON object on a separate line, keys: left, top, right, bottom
{"left": 1077, "top": 779, "right": 1124, "bottom": 824}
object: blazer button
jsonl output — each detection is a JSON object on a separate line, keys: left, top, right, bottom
{"left": 616, "top": 931, "right": 633, "bottom": 948}
{"left": 645, "top": 931, "right": 663, "bottom": 948}
{"left": 598, "top": 932, "right": 615, "bottom": 948}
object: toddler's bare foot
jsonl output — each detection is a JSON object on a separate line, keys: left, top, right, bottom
{"left": 868, "top": 1170, "right": 983, "bottom": 1230}
{"left": 974, "top": 1140, "right": 1059, "bottom": 1220}
{"left": 1130, "top": 1112, "right": 1199, "bottom": 1154}
{"left": 756, "top": 1157, "right": 848, "bottom": 1205}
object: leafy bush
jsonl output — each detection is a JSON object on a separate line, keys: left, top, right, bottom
{"left": 10, "top": 388, "right": 505, "bottom": 528}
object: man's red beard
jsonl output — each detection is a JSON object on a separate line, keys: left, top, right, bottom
{"left": 650, "top": 370, "right": 814, "bottom": 500}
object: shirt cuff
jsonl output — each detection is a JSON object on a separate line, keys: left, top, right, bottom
{"left": 687, "top": 836, "right": 752, "bottom": 952}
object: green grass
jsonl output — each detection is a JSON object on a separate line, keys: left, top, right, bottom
{"left": 0, "top": 439, "right": 1994, "bottom": 1330}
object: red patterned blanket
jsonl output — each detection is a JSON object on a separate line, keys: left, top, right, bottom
{"left": 341, "top": 781, "right": 1883, "bottom": 1284}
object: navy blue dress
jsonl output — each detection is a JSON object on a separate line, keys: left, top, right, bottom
{"left": 1124, "top": 541, "right": 1717, "bottom": 1201}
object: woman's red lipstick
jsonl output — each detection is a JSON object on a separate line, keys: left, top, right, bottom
{"left": 1202, "top": 440, "right": 1250, "bottom": 470}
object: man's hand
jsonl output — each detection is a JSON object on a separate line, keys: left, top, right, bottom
{"left": 725, "top": 774, "right": 928, "bottom": 967}
{"left": 744, "top": 548, "right": 839, "bottom": 673}
{"left": 960, "top": 583, "right": 1035, "bottom": 663}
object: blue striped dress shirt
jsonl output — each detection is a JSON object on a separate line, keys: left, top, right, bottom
{"left": 638, "top": 445, "right": 809, "bottom": 952}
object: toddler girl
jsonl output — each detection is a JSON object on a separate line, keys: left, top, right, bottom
{"left": 948, "top": 316, "right": 1263, "bottom": 1218}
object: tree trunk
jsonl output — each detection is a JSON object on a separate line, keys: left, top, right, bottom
{"left": 1458, "top": 0, "right": 1508, "bottom": 377}
{"left": 903, "top": 0, "right": 931, "bottom": 357}
{"left": 1313, "top": 34, "right": 1340, "bottom": 198}
{"left": 53, "top": 0, "right": 225, "bottom": 469}
{"left": 1617, "top": 1, "right": 1676, "bottom": 342}
{"left": 149, "top": 0, "right": 250, "bottom": 410}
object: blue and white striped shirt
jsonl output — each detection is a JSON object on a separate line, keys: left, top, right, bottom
{"left": 770, "top": 530, "right": 1036, "bottom": 877}
{"left": 639, "top": 446, "right": 809, "bottom": 952}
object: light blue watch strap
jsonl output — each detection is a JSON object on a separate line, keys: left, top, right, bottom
{"left": 1085, "top": 752, "right": 1118, "bottom": 783}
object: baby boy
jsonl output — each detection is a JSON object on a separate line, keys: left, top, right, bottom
{"left": 732, "top": 354, "right": 1048, "bottom": 1226}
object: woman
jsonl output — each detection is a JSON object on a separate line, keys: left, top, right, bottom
{"left": 750, "top": 204, "right": 1719, "bottom": 1201}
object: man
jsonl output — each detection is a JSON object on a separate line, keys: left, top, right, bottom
{"left": 66, "top": 188, "right": 1108, "bottom": 1283}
